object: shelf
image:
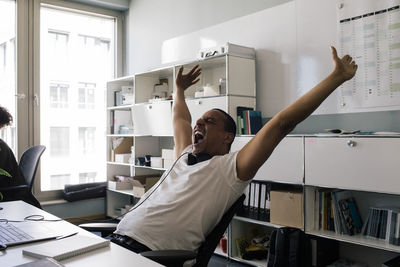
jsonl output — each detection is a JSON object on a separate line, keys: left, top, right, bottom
{"left": 107, "top": 161, "right": 133, "bottom": 166}
{"left": 233, "top": 216, "right": 284, "bottom": 228}
{"left": 133, "top": 165, "right": 166, "bottom": 171}
{"left": 107, "top": 104, "right": 134, "bottom": 110}
{"left": 213, "top": 245, "right": 228, "bottom": 258}
{"left": 230, "top": 256, "right": 267, "bottom": 267}
{"left": 107, "top": 134, "right": 135, "bottom": 137}
{"left": 107, "top": 188, "right": 135, "bottom": 197}
{"left": 306, "top": 229, "right": 400, "bottom": 253}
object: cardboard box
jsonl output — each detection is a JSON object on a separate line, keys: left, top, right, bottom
{"left": 111, "top": 138, "right": 132, "bottom": 162}
{"left": 150, "top": 157, "right": 163, "bottom": 168}
{"left": 161, "top": 149, "right": 174, "bottom": 160}
{"left": 132, "top": 176, "right": 160, "bottom": 198}
{"left": 108, "top": 181, "right": 132, "bottom": 190}
{"left": 270, "top": 190, "right": 303, "bottom": 228}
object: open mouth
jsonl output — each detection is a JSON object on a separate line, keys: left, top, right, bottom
{"left": 194, "top": 131, "right": 204, "bottom": 144}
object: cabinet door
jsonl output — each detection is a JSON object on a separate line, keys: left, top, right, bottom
{"left": 231, "top": 136, "right": 304, "bottom": 184}
{"left": 132, "top": 101, "right": 173, "bottom": 136}
{"left": 305, "top": 137, "right": 400, "bottom": 194}
{"left": 187, "top": 96, "right": 226, "bottom": 128}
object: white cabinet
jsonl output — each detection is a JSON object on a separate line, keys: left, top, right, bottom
{"left": 303, "top": 136, "right": 400, "bottom": 264}
{"left": 305, "top": 137, "right": 400, "bottom": 195}
{"left": 231, "top": 136, "right": 304, "bottom": 184}
{"left": 132, "top": 101, "right": 173, "bottom": 136}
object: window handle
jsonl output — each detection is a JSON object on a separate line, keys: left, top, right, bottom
{"left": 34, "top": 94, "right": 39, "bottom": 106}
{"left": 15, "top": 93, "right": 26, "bottom": 100}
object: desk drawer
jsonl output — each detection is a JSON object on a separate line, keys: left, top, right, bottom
{"left": 304, "top": 137, "right": 400, "bottom": 194}
{"left": 232, "top": 136, "right": 303, "bottom": 184}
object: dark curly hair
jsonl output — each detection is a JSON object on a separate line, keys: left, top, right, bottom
{"left": 0, "top": 106, "right": 13, "bottom": 129}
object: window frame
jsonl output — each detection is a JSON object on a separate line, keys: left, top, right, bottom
{"left": 18, "top": 0, "right": 124, "bottom": 200}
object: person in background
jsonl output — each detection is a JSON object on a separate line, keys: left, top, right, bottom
{"left": 111, "top": 46, "right": 357, "bottom": 254}
{"left": 0, "top": 106, "right": 25, "bottom": 188}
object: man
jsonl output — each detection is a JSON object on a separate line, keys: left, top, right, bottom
{"left": 112, "top": 46, "right": 357, "bottom": 253}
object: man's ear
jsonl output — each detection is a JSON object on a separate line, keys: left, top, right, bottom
{"left": 223, "top": 132, "right": 234, "bottom": 144}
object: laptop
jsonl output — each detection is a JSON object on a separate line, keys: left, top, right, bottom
{"left": 0, "top": 221, "right": 67, "bottom": 249}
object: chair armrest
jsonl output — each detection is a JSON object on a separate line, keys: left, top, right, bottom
{"left": 140, "top": 250, "right": 196, "bottom": 266}
{"left": 1, "top": 185, "right": 30, "bottom": 200}
{"left": 79, "top": 222, "right": 118, "bottom": 233}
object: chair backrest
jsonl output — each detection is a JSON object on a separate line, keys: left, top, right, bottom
{"left": 194, "top": 194, "right": 245, "bottom": 267}
{"left": 19, "top": 145, "right": 46, "bottom": 191}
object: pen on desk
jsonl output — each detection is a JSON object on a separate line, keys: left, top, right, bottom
{"left": 56, "top": 231, "right": 78, "bottom": 240}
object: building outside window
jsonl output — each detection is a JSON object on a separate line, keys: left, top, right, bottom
{"left": 78, "top": 82, "right": 95, "bottom": 109}
{"left": 49, "top": 83, "right": 69, "bottom": 108}
{"left": 0, "top": 0, "right": 16, "bottom": 153}
{"left": 49, "top": 127, "right": 69, "bottom": 157}
{"left": 40, "top": 5, "right": 114, "bottom": 192}
{"left": 79, "top": 172, "right": 96, "bottom": 184}
{"left": 78, "top": 127, "right": 96, "bottom": 154}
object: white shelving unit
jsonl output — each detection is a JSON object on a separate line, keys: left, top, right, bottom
{"left": 105, "top": 48, "right": 256, "bottom": 221}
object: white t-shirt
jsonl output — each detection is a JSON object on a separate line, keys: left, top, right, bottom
{"left": 114, "top": 146, "right": 249, "bottom": 251}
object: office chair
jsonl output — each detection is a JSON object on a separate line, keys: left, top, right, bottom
{"left": 0, "top": 145, "right": 46, "bottom": 209}
{"left": 80, "top": 194, "right": 245, "bottom": 267}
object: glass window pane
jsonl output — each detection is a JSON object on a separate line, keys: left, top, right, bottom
{"left": 0, "top": 0, "right": 16, "bottom": 153}
{"left": 40, "top": 6, "right": 113, "bottom": 191}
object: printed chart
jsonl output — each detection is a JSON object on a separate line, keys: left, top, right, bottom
{"left": 338, "top": 0, "right": 400, "bottom": 111}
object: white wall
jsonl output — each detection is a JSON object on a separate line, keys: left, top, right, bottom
{"left": 125, "top": 0, "right": 400, "bottom": 132}
{"left": 125, "top": 0, "right": 291, "bottom": 74}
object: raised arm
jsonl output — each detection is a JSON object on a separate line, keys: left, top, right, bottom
{"left": 236, "top": 46, "right": 358, "bottom": 181}
{"left": 173, "top": 65, "right": 201, "bottom": 157}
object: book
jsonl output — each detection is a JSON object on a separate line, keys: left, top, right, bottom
{"left": 249, "top": 110, "right": 262, "bottom": 134}
{"left": 14, "top": 258, "right": 65, "bottom": 267}
{"left": 22, "top": 235, "right": 110, "bottom": 261}
{"left": 236, "top": 106, "right": 253, "bottom": 134}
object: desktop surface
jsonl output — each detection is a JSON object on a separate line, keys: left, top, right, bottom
{"left": 0, "top": 201, "right": 162, "bottom": 267}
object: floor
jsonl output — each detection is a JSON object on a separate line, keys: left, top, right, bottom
{"left": 208, "top": 255, "right": 252, "bottom": 267}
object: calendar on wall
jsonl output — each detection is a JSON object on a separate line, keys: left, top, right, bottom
{"left": 338, "top": 0, "right": 400, "bottom": 111}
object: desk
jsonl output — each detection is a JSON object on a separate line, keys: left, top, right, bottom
{"left": 0, "top": 201, "right": 162, "bottom": 267}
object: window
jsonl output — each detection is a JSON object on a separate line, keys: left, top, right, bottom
{"left": 0, "top": 42, "right": 6, "bottom": 71}
{"left": 49, "top": 83, "right": 69, "bottom": 108}
{"left": 5, "top": 0, "right": 122, "bottom": 200}
{"left": 0, "top": 0, "right": 16, "bottom": 153}
{"left": 79, "top": 172, "right": 96, "bottom": 184}
{"left": 78, "top": 82, "right": 95, "bottom": 109}
{"left": 50, "top": 174, "right": 71, "bottom": 190}
{"left": 78, "top": 127, "right": 95, "bottom": 154}
{"left": 39, "top": 4, "right": 115, "bottom": 194}
{"left": 50, "top": 127, "right": 70, "bottom": 157}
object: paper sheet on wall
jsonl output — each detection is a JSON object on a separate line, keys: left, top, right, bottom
{"left": 338, "top": 0, "right": 400, "bottom": 111}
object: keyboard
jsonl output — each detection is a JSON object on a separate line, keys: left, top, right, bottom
{"left": 0, "top": 223, "right": 33, "bottom": 244}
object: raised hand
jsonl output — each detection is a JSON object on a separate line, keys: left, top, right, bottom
{"left": 331, "top": 46, "right": 358, "bottom": 82}
{"left": 176, "top": 65, "right": 201, "bottom": 91}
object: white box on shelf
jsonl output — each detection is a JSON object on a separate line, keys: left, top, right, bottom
{"left": 161, "top": 149, "right": 174, "bottom": 160}
{"left": 163, "top": 159, "right": 174, "bottom": 169}
{"left": 108, "top": 181, "right": 132, "bottom": 190}
{"left": 150, "top": 157, "right": 163, "bottom": 168}
{"left": 115, "top": 153, "right": 131, "bottom": 163}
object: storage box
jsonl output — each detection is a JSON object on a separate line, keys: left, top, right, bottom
{"left": 132, "top": 176, "right": 160, "bottom": 198}
{"left": 115, "top": 153, "right": 131, "bottom": 163}
{"left": 150, "top": 157, "right": 163, "bottom": 168}
{"left": 111, "top": 138, "right": 132, "bottom": 162}
{"left": 108, "top": 181, "right": 132, "bottom": 190}
{"left": 270, "top": 190, "right": 303, "bottom": 228}
{"left": 161, "top": 149, "right": 174, "bottom": 160}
